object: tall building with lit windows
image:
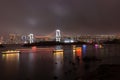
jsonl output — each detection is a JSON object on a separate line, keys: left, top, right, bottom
{"left": 0, "top": 36, "right": 3, "bottom": 44}
{"left": 7, "top": 34, "right": 22, "bottom": 44}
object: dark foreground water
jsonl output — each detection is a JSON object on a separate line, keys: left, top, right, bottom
{"left": 0, "top": 44, "right": 120, "bottom": 80}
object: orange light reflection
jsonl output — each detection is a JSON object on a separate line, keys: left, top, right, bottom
{"left": 75, "top": 47, "right": 82, "bottom": 63}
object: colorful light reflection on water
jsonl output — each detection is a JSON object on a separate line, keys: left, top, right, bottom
{"left": 2, "top": 53, "right": 20, "bottom": 75}
{"left": 0, "top": 44, "right": 119, "bottom": 80}
{"left": 82, "top": 45, "right": 87, "bottom": 57}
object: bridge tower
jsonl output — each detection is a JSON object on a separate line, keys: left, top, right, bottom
{"left": 28, "top": 33, "right": 34, "bottom": 43}
{"left": 56, "top": 29, "right": 61, "bottom": 42}
{"left": 21, "top": 35, "right": 27, "bottom": 43}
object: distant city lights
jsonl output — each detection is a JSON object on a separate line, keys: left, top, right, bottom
{"left": 0, "top": 29, "right": 120, "bottom": 44}
{"left": 64, "top": 39, "right": 74, "bottom": 43}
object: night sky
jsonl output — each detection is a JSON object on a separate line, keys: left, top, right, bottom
{"left": 0, "top": 0, "right": 120, "bottom": 35}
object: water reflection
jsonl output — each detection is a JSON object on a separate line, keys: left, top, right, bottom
{"left": 64, "top": 45, "right": 74, "bottom": 62}
{"left": 73, "top": 45, "right": 87, "bottom": 63}
{"left": 72, "top": 45, "right": 76, "bottom": 61}
{"left": 53, "top": 51, "right": 63, "bottom": 67}
{"left": 53, "top": 47, "right": 63, "bottom": 77}
{"left": 0, "top": 44, "right": 120, "bottom": 79}
{"left": 75, "top": 47, "right": 82, "bottom": 63}
{"left": 2, "top": 53, "right": 19, "bottom": 75}
{"left": 82, "top": 45, "right": 87, "bottom": 57}
{"left": 72, "top": 45, "right": 76, "bottom": 53}
{"left": 82, "top": 44, "right": 87, "bottom": 48}
{"left": 95, "top": 44, "right": 99, "bottom": 48}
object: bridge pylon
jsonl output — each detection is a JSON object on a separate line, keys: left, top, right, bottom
{"left": 56, "top": 29, "right": 61, "bottom": 42}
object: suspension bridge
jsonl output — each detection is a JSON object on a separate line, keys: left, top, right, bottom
{"left": 27, "top": 29, "right": 71, "bottom": 43}
{"left": 34, "top": 29, "right": 70, "bottom": 41}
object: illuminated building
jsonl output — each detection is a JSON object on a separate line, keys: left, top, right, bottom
{"left": 9, "top": 34, "right": 16, "bottom": 44}
{"left": 56, "top": 29, "right": 61, "bottom": 42}
{"left": 0, "top": 36, "right": 3, "bottom": 44}
{"left": 64, "top": 39, "right": 74, "bottom": 43}
{"left": 6, "top": 34, "right": 22, "bottom": 44}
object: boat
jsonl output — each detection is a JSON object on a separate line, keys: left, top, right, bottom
{"left": 53, "top": 45, "right": 63, "bottom": 52}
{"left": 95, "top": 44, "right": 104, "bottom": 48}
{"left": 2, "top": 50, "right": 20, "bottom": 54}
{"left": 53, "top": 49, "right": 63, "bottom": 52}
{"left": 99, "top": 44, "right": 104, "bottom": 48}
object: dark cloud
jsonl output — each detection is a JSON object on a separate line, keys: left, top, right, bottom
{"left": 0, "top": 0, "right": 120, "bottom": 35}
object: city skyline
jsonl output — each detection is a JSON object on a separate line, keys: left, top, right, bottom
{"left": 0, "top": 0, "right": 120, "bottom": 35}
{"left": 0, "top": 31, "right": 119, "bottom": 44}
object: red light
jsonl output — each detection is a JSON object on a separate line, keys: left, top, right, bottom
{"left": 32, "top": 46, "right": 37, "bottom": 52}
